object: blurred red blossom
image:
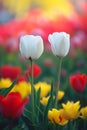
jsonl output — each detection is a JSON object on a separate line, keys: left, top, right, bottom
{"left": 17, "top": 75, "right": 27, "bottom": 83}
{"left": 69, "top": 74, "right": 87, "bottom": 93}
{"left": 6, "top": 37, "right": 19, "bottom": 53}
{"left": 0, "top": 92, "right": 29, "bottom": 119}
{"left": 0, "top": 9, "right": 79, "bottom": 49}
{"left": 0, "top": 7, "right": 87, "bottom": 54}
{"left": 25, "top": 64, "right": 41, "bottom": 78}
{"left": 0, "top": 65, "right": 21, "bottom": 81}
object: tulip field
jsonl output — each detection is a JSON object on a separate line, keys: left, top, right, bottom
{"left": 0, "top": 0, "right": 87, "bottom": 130}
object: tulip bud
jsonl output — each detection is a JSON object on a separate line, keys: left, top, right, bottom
{"left": 20, "top": 35, "right": 44, "bottom": 60}
{"left": 48, "top": 32, "right": 70, "bottom": 57}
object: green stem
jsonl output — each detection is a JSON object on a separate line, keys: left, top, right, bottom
{"left": 30, "top": 59, "right": 35, "bottom": 123}
{"left": 55, "top": 57, "right": 62, "bottom": 108}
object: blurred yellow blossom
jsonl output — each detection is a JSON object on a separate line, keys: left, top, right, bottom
{"left": 58, "top": 91, "right": 64, "bottom": 100}
{"left": 33, "top": 0, "right": 76, "bottom": 18}
{"left": 11, "top": 81, "right": 31, "bottom": 99}
{"left": 2, "top": 0, "right": 31, "bottom": 16}
{"left": 80, "top": 106, "right": 87, "bottom": 119}
{"left": 35, "top": 82, "right": 51, "bottom": 98}
{"left": 2, "top": 0, "right": 76, "bottom": 18}
{"left": 62, "top": 101, "right": 80, "bottom": 120}
{"left": 40, "top": 96, "right": 50, "bottom": 105}
{"left": 0, "top": 78, "right": 12, "bottom": 88}
{"left": 48, "top": 108, "right": 68, "bottom": 125}
{"left": 40, "top": 91, "right": 64, "bottom": 105}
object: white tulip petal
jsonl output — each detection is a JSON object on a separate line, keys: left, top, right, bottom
{"left": 52, "top": 32, "right": 63, "bottom": 44}
{"left": 30, "top": 37, "right": 39, "bottom": 59}
{"left": 20, "top": 35, "right": 31, "bottom": 59}
{"left": 20, "top": 36, "right": 29, "bottom": 58}
{"left": 48, "top": 34, "right": 58, "bottom": 56}
{"left": 19, "top": 35, "right": 44, "bottom": 60}
{"left": 34, "top": 36, "right": 44, "bottom": 59}
{"left": 48, "top": 32, "right": 70, "bottom": 57}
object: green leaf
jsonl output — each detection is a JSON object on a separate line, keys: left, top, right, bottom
{"left": 23, "top": 108, "right": 33, "bottom": 123}
{"left": 43, "top": 82, "right": 54, "bottom": 128}
{"left": 44, "top": 82, "right": 54, "bottom": 118}
{"left": 0, "top": 79, "right": 17, "bottom": 96}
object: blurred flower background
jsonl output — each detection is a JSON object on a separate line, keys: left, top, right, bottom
{"left": 0, "top": 0, "right": 87, "bottom": 81}
{"left": 0, "top": 0, "right": 87, "bottom": 129}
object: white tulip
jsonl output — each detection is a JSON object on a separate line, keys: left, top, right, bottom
{"left": 48, "top": 32, "right": 70, "bottom": 57}
{"left": 20, "top": 35, "right": 44, "bottom": 60}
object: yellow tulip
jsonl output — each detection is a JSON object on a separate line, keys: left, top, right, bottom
{"left": 11, "top": 81, "right": 31, "bottom": 99}
{"left": 40, "top": 96, "right": 50, "bottom": 106}
{"left": 62, "top": 101, "right": 80, "bottom": 120}
{"left": 58, "top": 91, "right": 64, "bottom": 100}
{"left": 80, "top": 106, "right": 87, "bottom": 119}
{"left": 35, "top": 82, "right": 51, "bottom": 98}
{"left": 40, "top": 91, "right": 64, "bottom": 106}
{"left": 48, "top": 108, "right": 68, "bottom": 125}
{"left": 0, "top": 78, "right": 12, "bottom": 88}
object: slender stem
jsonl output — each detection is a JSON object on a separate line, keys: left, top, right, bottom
{"left": 30, "top": 59, "right": 35, "bottom": 123}
{"left": 55, "top": 57, "right": 62, "bottom": 108}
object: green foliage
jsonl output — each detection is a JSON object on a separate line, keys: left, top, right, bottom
{"left": 0, "top": 79, "right": 17, "bottom": 96}
{"left": 0, "top": 47, "right": 87, "bottom": 130}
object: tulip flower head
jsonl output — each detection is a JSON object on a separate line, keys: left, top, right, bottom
{"left": 11, "top": 81, "right": 31, "bottom": 99}
{"left": 0, "top": 78, "right": 12, "bottom": 88}
{"left": 20, "top": 35, "right": 44, "bottom": 60}
{"left": 58, "top": 90, "right": 64, "bottom": 100}
{"left": 40, "top": 91, "right": 64, "bottom": 106}
{"left": 35, "top": 82, "right": 51, "bottom": 98}
{"left": 48, "top": 32, "right": 70, "bottom": 57}
{"left": 80, "top": 106, "right": 87, "bottom": 119}
{"left": 62, "top": 101, "right": 80, "bottom": 120}
{"left": 0, "top": 92, "right": 29, "bottom": 119}
{"left": 69, "top": 74, "right": 87, "bottom": 93}
{"left": 40, "top": 96, "right": 50, "bottom": 106}
{"left": 0, "top": 65, "right": 21, "bottom": 81}
{"left": 48, "top": 108, "right": 68, "bottom": 125}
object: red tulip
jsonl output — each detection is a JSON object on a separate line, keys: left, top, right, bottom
{"left": 25, "top": 64, "right": 41, "bottom": 78}
{"left": 0, "top": 92, "right": 29, "bottom": 119}
{"left": 69, "top": 74, "right": 87, "bottom": 92}
{"left": 0, "top": 65, "right": 21, "bottom": 81}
